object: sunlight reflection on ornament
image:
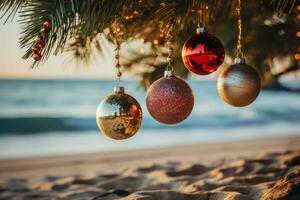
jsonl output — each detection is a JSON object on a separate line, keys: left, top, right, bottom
{"left": 96, "top": 87, "right": 142, "bottom": 140}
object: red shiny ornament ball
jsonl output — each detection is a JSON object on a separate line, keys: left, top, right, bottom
{"left": 43, "top": 20, "right": 52, "bottom": 29}
{"left": 33, "top": 53, "right": 42, "bottom": 61}
{"left": 146, "top": 71, "right": 194, "bottom": 124}
{"left": 182, "top": 29, "right": 225, "bottom": 75}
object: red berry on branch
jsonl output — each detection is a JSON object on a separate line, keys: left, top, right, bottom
{"left": 37, "top": 42, "right": 45, "bottom": 49}
{"left": 33, "top": 53, "right": 42, "bottom": 61}
{"left": 43, "top": 20, "right": 52, "bottom": 29}
{"left": 35, "top": 36, "right": 43, "bottom": 44}
{"left": 40, "top": 27, "right": 46, "bottom": 33}
{"left": 32, "top": 45, "right": 41, "bottom": 53}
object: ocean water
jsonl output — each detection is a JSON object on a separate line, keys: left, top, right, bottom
{"left": 0, "top": 79, "right": 300, "bottom": 159}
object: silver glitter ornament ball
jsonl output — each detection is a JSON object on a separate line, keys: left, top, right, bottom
{"left": 217, "top": 58, "right": 261, "bottom": 107}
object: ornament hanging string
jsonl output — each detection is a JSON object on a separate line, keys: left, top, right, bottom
{"left": 166, "top": 22, "right": 174, "bottom": 72}
{"left": 236, "top": 0, "right": 244, "bottom": 58}
{"left": 197, "top": 0, "right": 208, "bottom": 28}
{"left": 110, "top": 25, "right": 122, "bottom": 86}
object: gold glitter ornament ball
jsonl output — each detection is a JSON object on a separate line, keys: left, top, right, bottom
{"left": 217, "top": 58, "right": 261, "bottom": 107}
{"left": 96, "top": 86, "right": 142, "bottom": 140}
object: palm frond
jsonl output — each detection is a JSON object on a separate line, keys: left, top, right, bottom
{"left": 0, "top": 0, "right": 298, "bottom": 88}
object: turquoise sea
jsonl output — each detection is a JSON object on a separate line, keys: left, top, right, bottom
{"left": 0, "top": 79, "right": 300, "bottom": 159}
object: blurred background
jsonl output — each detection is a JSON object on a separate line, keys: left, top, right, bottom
{"left": 0, "top": 1, "right": 300, "bottom": 159}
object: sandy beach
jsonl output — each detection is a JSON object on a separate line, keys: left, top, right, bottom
{"left": 0, "top": 135, "right": 300, "bottom": 199}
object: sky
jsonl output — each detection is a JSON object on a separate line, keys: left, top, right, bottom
{"left": 0, "top": 16, "right": 222, "bottom": 81}
{"left": 0, "top": 17, "right": 117, "bottom": 80}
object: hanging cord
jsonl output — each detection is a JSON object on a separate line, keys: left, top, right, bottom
{"left": 197, "top": 0, "right": 208, "bottom": 29}
{"left": 236, "top": 0, "right": 244, "bottom": 58}
{"left": 110, "top": 25, "right": 122, "bottom": 86}
{"left": 166, "top": 22, "right": 174, "bottom": 72}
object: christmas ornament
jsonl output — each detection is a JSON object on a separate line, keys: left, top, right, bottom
{"left": 182, "top": 4, "right": 225, "bottom": 75}
{"left": 146, "top": 24, "right": 194, "bottom": 124}
{"left": 218, "top": 58, "right": 261, "bottom": 107}
{"left": 217, "top": 0, "right": 261, "bottom": 107}
{"left": 32, "top": 19, "right": 52, "bottom": 61}
{"left": 146, "top": 70, "right": 194, "bottom": 124}
{"left": 96, "top": 86, "right": 142, "bottom": 140}
{"left": 96, "top": 25, "right": 142, "bottom": 140}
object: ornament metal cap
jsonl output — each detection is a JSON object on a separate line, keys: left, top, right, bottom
{"left": 196, "top": 26, "right": 206, "bottom": 34}
{"left": 114, "top": 86, "right": 125, "bottom": 93}
{"left": 164, "top": 70, "right": 176, "bottom": 77}
{"left": 234, "top": 57, "right": 246, "bottom": 64}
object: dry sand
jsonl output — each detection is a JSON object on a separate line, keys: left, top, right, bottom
{"left": 0, "top": 136, "right": 300, "bottom": 200}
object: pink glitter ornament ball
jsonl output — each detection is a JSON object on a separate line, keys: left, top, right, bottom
{"left": 146, "top": 70, "right": 194, "bottom": 124}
